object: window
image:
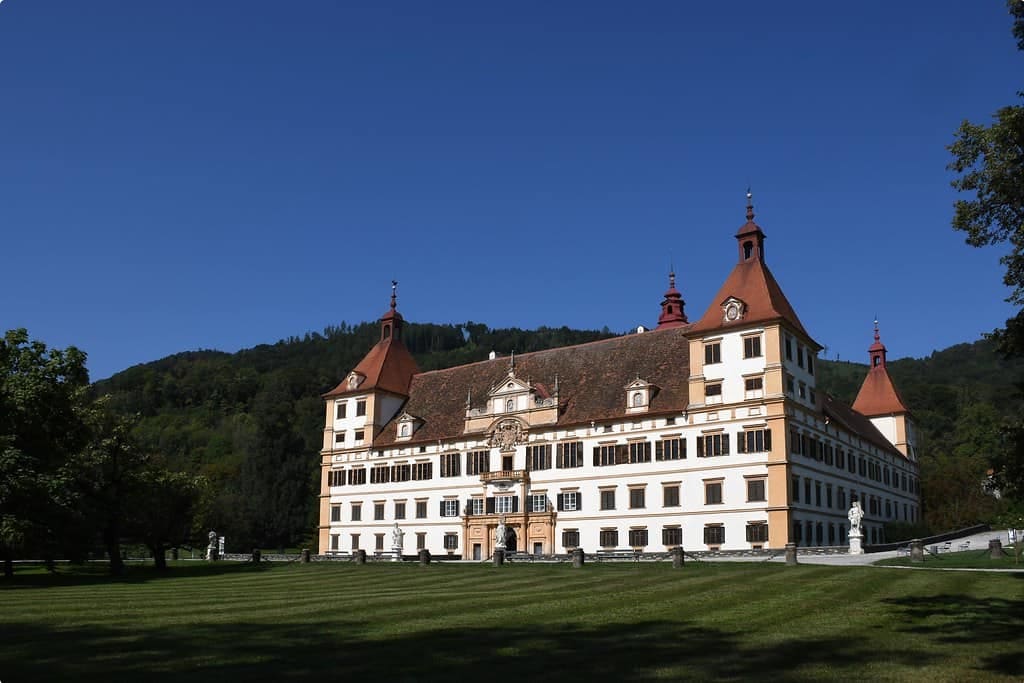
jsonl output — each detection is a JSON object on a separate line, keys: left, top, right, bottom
{"left": 416, "top": 532, "right": 426, "bottom": 550}
{"left": 530, "top": 494, "right": 547, "bottom": 512}
{"left": 628, "top": 529, "right": 648, "bottom": 548}
{"left": 335, "top": 432, "right": 346, "bottom": 444}
{"left": 468, "top": 498, "right": 484, "bottom": 515}
{"left": 704, "top": 525, "right": 725, "bottom": 546}
{"left": 440, "top": 499, "right": 459, "bottom": 517}
{"left": 495, "top": 496, "right": 514, "bottom": 514}
{"left": 746, "top": 523, "right": 768, "bottom": 543}
{"left": 705, "top": 481, "right": 723, "bottom": 505}
{"left": 704, "top": 343, "right": 722, "bottom": 365}
{"left": 466, "top": 450, "right": 490, "bottom": 475}
{"left": 390, "top": 464, "right": 411, "bottom": 482}
{"left": 330, "top": 534, "right": 340, "bottom": 551}
{"left": 791, "top": 475, "right": 800, "bottom": 502}
{"left": 798, "top": 382, "right": 806, "bottom": 399}
{"left": 632, "top": 392, "right": 644, "bottom": 408}
{"left": 370, "top": 465, "right": 390, "bottom": 484}
{"left": 744, "top": 376, "right": 764, "bottom": 399}
{"left": 411, "top": 462, "right": 433, "bottom": 480}
{"left": 328, "top": 470, "right": 345, "bottom": 487}
{"left": 527, "top": 444, "right": 552, "bottom": 470}
{"left": 351, "top": 503, "right": 362, "bottom": 521}
{"left": 399, "top": 423, "right": 409, "bottom": 437}
{"left": 600, "top": 529, "right": 619, "bottom": 547}
{"left": 443, "top": 533, "right": 458, "bottom": 551}
{"left": 663, "top": 485, "right": 680, "bottom": 507}
{"left": 656, "top": 437, "right": 686, "bottom": 460}
{"left": 394, "top": 502, "right": 406, "bottom": 519}
{"left": 374, "top": 502, "right": 385, "bottom": 520}
{"left": 556, "top": 441, "right": 584, "bottom": 468}
{"left": 790, "top": 429, "right": 802, "bottom": 455}
{"left": 415, "top": 501, "right": 427, "bottom": 519}
{"left": 347, "top": 468, "right": 366, "bottom": 486}
{"left": 804, "top": 479, "right": 811, "bottom": 503}
{"left": 505, "top": 398, "right": 514, "bottom": 412}
{"left": 558, "top": 491, "right": 581, "bottom": 512}
{"left": 737, "top": 429, "right": 772, "bottom": 454}
{"left": 356, "top": 400, "right": 366, "bottom": 417}
{"left": 826, "top": 485, "right": 833, "bottom": 508}
{"left": 837, "top": 487, "right": 846, "bottom": 510}
{"left": 629, "top": 488, "right": 646, "bottom": 509}
{"left": 797, "top": 346, "right": 804, "bottom": 368}
{"left": 836, "top": 449, "right": 845, "bottom": 470}
{"left": 335, "top": 402, "right": 347, "bottom": 420}
{"left": 562, "top": 529, "right": 580, "bottom": 548}
{"left": 594, "top": 444, "right": 629, "bottom": 466}
{"left": 807, "top": 354, "right": 814, "bottom": 375}
{"left": 354, "top": 430, "right": 365, "bottom": 443}
{"left": 815, "top": 482, "right": 822, "bottom": 507}
{"left": 697, "top": 433, "right": 730, "bottom": 457}
{"left": 351, "top": 534, "right": 360, "bottom": 550}
{"left": 705, "top": 383, "right": 723, "bottom": 404}
{"left": 330, "top": 505, "right": 341, "bottom": 522}
{"left": 629, "top": 441, "right": 651, "bottom": 463}
{"left": 600, "top": 489, "right": 616, "bottom": 510}
{"left": 747, "top": 479, "right": 766, "bottom": 502}
{"left": 785, "top": 336, "right": 793, "bottom": 361}
{"left": 743, "top": 336, "right": 762, "bottom": 358}
{"left": 786, "top": 376, "right": 795, "bottom": 395}
{"left": 440, "top": 452, "right": 460, "bottom": 478}
{"left": 662, "top": 527, "right": 682, "bottom": 547}
{"left": 375, "top": 534, "right": 384, "bottom": 551}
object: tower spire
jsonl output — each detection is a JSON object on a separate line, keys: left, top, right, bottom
{"left": 746, "top": 187, "right": 754, "bottom": 222}
{"left": 380, "top": 280, "right": 404, "bottom": 342}
{"left": 868, "top": 318, "right": 887, "bottom": 369}
{"left": 656, "top": 269, "right": 688, "bottom": 329}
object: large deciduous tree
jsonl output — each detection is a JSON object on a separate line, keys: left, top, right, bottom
{"left": 948, "top": 0, "right": 1024, "bottom": 497}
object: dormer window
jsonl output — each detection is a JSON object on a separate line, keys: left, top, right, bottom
{"left": 396, "top": 412, "right": 420, "bottom": 442}
{"left": 625, "top": 378, "right": 653, "bottom": 413}
{"left": 400, "top": 423, "right": 410, "bottom": 437}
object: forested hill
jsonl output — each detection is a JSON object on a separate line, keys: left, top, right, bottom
{"left": 93, "top": 322, "right": 617, "bottom": 551}
{"left": 94, "top": 324, "right": 1024, "bottom": 550}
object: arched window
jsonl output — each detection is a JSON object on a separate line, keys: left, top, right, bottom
{"left": 400, "top": 423, "right": 409, "bottom": 437}
{"left": 743, "top": 241, "right": 754, "bottom": 260}
{"left": 632, "top": 392, "right": 644, "bottom": 407}
{"left": 383, "top": 325, "right": 391, "bottom": 339}
{"left": 506, "top": 398, "right": 514, "bottom": 412}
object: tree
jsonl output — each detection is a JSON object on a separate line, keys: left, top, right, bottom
{"left": 127, "top": 463, "right": 205, "bottom": 570}
{"left": 948, "top": 0, "right": 1024, "bottom": 494}
{"left": 0, "top": 329, "right": 91, "bottom": 577}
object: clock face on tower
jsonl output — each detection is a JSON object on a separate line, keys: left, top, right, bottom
{"left": 722, "top": 299, "right": 745, "bottom": 323}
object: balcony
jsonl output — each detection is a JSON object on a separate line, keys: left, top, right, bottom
{"left": 480, "top": 469, "right": 527, "bottom": 486}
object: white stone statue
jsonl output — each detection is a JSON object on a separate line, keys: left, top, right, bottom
{"left": 847, "top": 501, "right": 864, "bottom": 535}
{"left": 391, "top": 522, "right": 404, "bottom": 551}
{"left": 206, "top": 530, "right": 218, "bottom": 561}
{"left": 495, "top": 516, "right": 507, "bottom": 550}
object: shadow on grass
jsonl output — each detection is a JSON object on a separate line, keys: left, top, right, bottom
{"left": 883, "top": 592, "right": 1024, "bottom": 677}
{"left": 0, "top": 615, "right": 929, "bottom": 682}
{"left": 0, "top": 561, "right": 268, "bottom": 588}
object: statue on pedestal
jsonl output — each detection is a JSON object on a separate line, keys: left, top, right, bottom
{"left": 391, "top": 523, "right": 404, "bottom": 553}
{"left": 847, "top": 501, "right": 864, "bottom": 535}
{"left": 206, "top": 530, "right": 219, "bottom": 561}
{"left": 494, "top": 515, "right": 507, "bottom": 550}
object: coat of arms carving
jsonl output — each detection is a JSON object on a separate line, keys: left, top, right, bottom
{"left": 489, "top": 420, "right": 525, "bottom": 452}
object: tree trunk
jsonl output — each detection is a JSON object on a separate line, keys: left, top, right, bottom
{"left": 104, "top": 525, "right": 123, "bottom": 576}
{"left": 152, "top": 544, "right": 167, "bottom": 571}
{"left": 3, "top": 556, "right": 12, "bottom": 579}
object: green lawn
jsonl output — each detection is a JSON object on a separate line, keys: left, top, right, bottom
{"left": 2, "top": 561, "right": 1022, "bottom": 682}
{"left": 877, "top": 547, "right": 1023, "bottom": 569}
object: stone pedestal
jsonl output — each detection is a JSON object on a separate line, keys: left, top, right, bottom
{"left": 849, "top": 532, "right": 864, "bottom": 555}
{"left": 355, "top": 549, "right": 367, "bottom": 565}
{"left": 671, "top": 547, "right": 685, "bottom": 568}
{"left": 785, "top": 543, "right": 798, "bottom": 566}
{"left": 989, "top": 538, "right": 1004, "bottom": 559}
{"left": 493, "top": 548, "right": 505, "bottom": 567}
{"left": 252, "top": 548, "right": 261, "bottom": 563}
{"left": 419, "top": 549, "right": 431, "bottom": 566}
{"left": 300, "top": 548, "right": 310, "bottom": 563}
{"left": 391, "top": 546, "right": 403, "bottom": 561}
{"left": 572, "top": 548, "right": 584, "bottom": 568}
{"left": 910, "top": 539, "right": 924, "bottom": 563}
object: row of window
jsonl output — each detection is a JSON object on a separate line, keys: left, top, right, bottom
{"left": 329, "top": 479, "right": 769, "bottom": 524}
{"left": 703, "top": 335, "right": 762, "bottom": 366}
{"left": 790, "top": 428, "right": 918, "bottom": 492}
{"left": 784, "top": 334, "right": 815, "bottom": 375}
{"left": 704, "top": 377, "right": 764, "bottom": 404}
{"left": 335, "top": 399, "right": 367, "bottom": 420}
{"left": 791, "top": 475, "right": 918, "bottom": 523}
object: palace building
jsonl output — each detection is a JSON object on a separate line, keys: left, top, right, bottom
{"left": 317, "top": 199, "right": 920, "bottom": 558}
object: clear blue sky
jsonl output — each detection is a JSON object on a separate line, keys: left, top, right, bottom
{"left": 1, "top": 1, "right": 1020, "bottom": 381}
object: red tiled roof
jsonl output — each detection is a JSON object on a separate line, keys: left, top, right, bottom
{"left": 688, "top": 256, "right": 817, "bottom": 345}
{"left": 373, "top": 326, "right": 692, "bottom": 446}
{"left": 852, "top": 365, "right": 909, "bottom": 416}
{"left": 823, "top": 393, "right": 907, "bottom": 459}
{"left": 323, "top": 336, "right": 420, "bottom": 398}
